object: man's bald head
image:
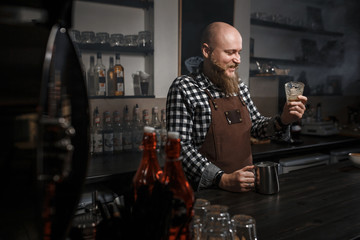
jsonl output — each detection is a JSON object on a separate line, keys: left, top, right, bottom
{"left": 200, "top": 22, "right": 240, "bottom": 49}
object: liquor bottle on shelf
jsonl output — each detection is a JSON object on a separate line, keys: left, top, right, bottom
{"left": 122, "top": 105, "right": 133, "bottom": 151}
{"left": 132, "top": 126, "right": 163, "bottom": 200}
{"left": 95, "top": 52, "right": 106, "bottom": 96}
{"left": 142, "top": 109, "right": 150, "bottom": 126}
{"left": 114, "top": 53, "right": 125, "bottom": 96}
{"left": 132, "top": 104, "right": 143, "bottom": 152}
{"left": 163, "top": 131, "right": 194, "bottom": 240}
{"left": 107, "top": 56, "right": 115, "bottom": 96}
{"left": 92, "top": 107, "right": 103, "bottom": 155}
{"left": 87, "top": 56, "right": 95, "bottom": 96}
{"left": 151, "top": 106, "right": 161, "bottom": 151}
{"left": 113, "top": 111, "right": 123, "bottom": 153}
{"left": 103, "top": 110, "right": 114, "bottom": 154}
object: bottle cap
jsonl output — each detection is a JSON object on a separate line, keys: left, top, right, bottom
{"left": 144, "top": 126, "right": 155, "bottom": 133}
{"left": 167, "top": 131, "right": 179, "bottom": 139}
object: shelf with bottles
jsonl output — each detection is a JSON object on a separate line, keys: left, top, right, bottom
{"left": 251, "top": 18, "right": 343, "bottom": 37}
{"left": 77, "top": 43, "right": 154, "bottom": 55}
{"left": 77, "top": 0, "right": 154, "bottom": 9}
{"left": 90, "top": 104, "right": 167, "bottom": 178}
{"left": 89, "top": 95, "right": 155, "bottom": 99}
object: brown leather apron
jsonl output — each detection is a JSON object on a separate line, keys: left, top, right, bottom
{"left": 199, "top": 89, "right": 253, "bottom": 173}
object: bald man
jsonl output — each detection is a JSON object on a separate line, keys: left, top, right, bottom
{"left": 166, "top": 22, "right": 307, "bottom": 192}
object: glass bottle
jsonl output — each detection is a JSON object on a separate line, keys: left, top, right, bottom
{"left": 132, "top": 104, "right": 143, "bottom": 152}
{"left": 163, "top": 131, "right": 194, "bottom": 240}
{"left": 142, "top": 109, "right": 150, "bottom": 126}
{"left": 160, "top": 108, "right": 167, "bottom": 150}
{"left": 87, "top": 56, "right": 95, "bottom": 96}
{"left": 122, "top": 105, "right": 133, "bottom": 151}
{"left": 151, "top": 106, "right": 161, "bottom": 151}
{"left": 113, "top": 111, "right": 123, "bottom": 153}
{"left": 114, "top": 53, "right": 125, "bottom": 96}
{"left": 103, "top": 110, "right": 114, "bottom": 154}
{"left": 95, "top": 52, "right": 106, "bottom": 96}
{"left": 132, "top": 126, "right": 163, "bottom": 200}
{"left": 92, "top": 107, "right": 103, "bottom": 155}
{"left": 107, "top": 56, "right": 115, "bottom": 96}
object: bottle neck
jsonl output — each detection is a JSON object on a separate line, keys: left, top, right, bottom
{"left": 143, "top": 132, "right": 157, "bottom": 151}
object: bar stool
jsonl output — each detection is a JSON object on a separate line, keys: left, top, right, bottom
{"left": 330, "top": 147, "right": 360, "bottom": 164}
{"left": 278, "top": 153, "right": 330, "bottom": 174}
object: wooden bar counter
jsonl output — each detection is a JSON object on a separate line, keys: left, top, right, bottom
{"left": 196, "top": 161, "right": 360, "bottom": 240}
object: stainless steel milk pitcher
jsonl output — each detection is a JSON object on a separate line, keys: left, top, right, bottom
{"left": 254, "top": 161, "right": 280, "bottom": 194}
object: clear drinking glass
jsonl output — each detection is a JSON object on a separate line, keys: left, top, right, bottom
{"left": 202, "top": 205, "right": 234, "bottom": 240}
{"left": 125, "top": 35, "right": 138, "bottom": 46}
{"left": 284, "top": 81, "right": 305, "bottom": 103}
{"left": 138, "top": 30, "right": 152, "bottom": 47}
{"left": 81, "top": 31, "right": 95, "bottom": 44}
{"left": 109, "top": 33, "right": 124, "bottom": 47}
{"left": 231, "top": 214, "right": 257, "bottom": 240}
{"left": 96, "top": 32, "right": 109, "bottom": 44}
{"left": 283, "top": 81, "right": 305, "bottom": 143}
{"left": 192, "top": 198, "right": 211, "bottom": 240}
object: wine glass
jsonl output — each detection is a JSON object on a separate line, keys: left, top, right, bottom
{"left": 283, "top": 81, "right": 305, "bottom": 143}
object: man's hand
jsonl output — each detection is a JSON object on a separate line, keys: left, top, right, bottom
{"left": 218, "top": 165, "right": 255, "bottom": 192}
{"left": 281, "top": 95, "right": 307, "bottom": 125}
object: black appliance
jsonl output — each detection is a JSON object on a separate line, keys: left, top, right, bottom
{"left": 0, "top": 1, "right": 89, "bottom": 239}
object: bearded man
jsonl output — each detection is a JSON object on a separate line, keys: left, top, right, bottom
{"left": 166, "top": 22, "right": 307, "bottom": 192}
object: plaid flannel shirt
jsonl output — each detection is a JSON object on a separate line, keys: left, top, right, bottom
{"left": 166, "top": 72, "right": 282, "bottom": 191}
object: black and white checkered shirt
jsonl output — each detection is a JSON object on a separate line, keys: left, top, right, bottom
{"left": 166, "top": 72, "right": 280, "bottom": 190}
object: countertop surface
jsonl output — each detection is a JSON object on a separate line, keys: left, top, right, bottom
{"left": 252, "top": 134, "right": 360, "bottom": 160}
{"left": 196, "top": 160, "right": 360, "bottom": 240}
{"left": 86, "top": 134, "right": 360, "bottom": 182}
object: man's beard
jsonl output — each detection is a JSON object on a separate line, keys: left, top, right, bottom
{"left": 207, "top": 58, "right": 240, "bottom": 96}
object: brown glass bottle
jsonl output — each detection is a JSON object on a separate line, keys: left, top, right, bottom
{"left": 132, "top": 126, "right": 163, "bottom": 200}
{"left": 163, "top": 131, "right": 194, "bottom": 240}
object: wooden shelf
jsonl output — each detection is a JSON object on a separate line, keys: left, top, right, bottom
{"left": 251, "top": 18, "right": 344, "bottom": 37}
{"left": 89, "top": 95, "right": 155, "bottom": 99}
{"left": 77, "top": 0, "right": 153, "bottom": 9}
{"left": 76, "top": 43, "right": 154, "bottom": 54}
{"left": 250, "top": 56, "right": 335, "bottom": 67}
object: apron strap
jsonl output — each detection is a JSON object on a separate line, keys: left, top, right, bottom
{"left": 237, "top": 95, "right": 246, "bottom": 106}
{"left": 204, "top": 89, "right": 218, "bottom": 110}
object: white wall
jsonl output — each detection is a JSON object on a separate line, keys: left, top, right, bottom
{"left": 153, "top": 0, "right": 178, "bottom": 98}
{"left": 234, "top": 0, "right": 251, "bottom": 86}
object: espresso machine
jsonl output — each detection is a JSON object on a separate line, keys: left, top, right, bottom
{"left": 0, "top": 1, "right": 89, "bottom": 239}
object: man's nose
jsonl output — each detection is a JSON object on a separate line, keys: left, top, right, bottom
{"left": 233, "top": 54, "right": 241, "bottom": 64}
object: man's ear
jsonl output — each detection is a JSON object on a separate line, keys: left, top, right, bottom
{"left": 202, "top": 43, "right": 211, "bottom": 58}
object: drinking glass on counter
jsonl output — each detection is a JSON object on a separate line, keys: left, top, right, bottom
{"left": 192, "top": 198, "right": 211, "bottom": 240}
{"left": 231, "top": 214, "right": 257, "bottom": 240}
{"left": 202, "top": 205, "right": 234, "bottom": 240}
